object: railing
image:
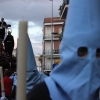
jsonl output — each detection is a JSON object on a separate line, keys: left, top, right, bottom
{"left": 59, "top": 0, "right": 69, "bottom": 16}
{"left": 43, "top": 35, "right": 60, "bottom": 40}
{"left": 43, "top": 50, "right": 59, "bottom": 55}
{"left": 43, "top": 35, "right": 52, "bottom": 40}
{"left": 44, "top": 65, "right": 51, "bottom": 70}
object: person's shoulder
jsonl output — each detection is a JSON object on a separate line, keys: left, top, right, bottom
{"left": 3, "top": 21, "right": 6, "bottom": 24}
{"left": 8, "top": 77, "right": 13, "bottom": 81}
{"left": 7, "top": 35, "right": 12, "bottom": 38}
{"left": 11, "top": 35, "right": 14, "bottom": 37}
{"left": 9, "top": 35, "right": 13, "bottom": 37}
{"left": 11, "top": 35, "right": 14, "bottom": 39}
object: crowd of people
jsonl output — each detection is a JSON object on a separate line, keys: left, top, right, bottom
{"left": 0, "top": 70, "right": 17, "bottom": 100}
{"left": 0, "top": 18, "right": 16, "bottom": 100}
{"left": 0, "top": 0, "right": 100, "bottom": 99}
{"left": 0, "top": 17, "right": 15, "bottom": 72}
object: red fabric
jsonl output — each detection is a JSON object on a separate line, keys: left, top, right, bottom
{"left": 0, "top": 76, "right": 13, "bottom": 96}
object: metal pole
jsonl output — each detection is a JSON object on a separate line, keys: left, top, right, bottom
{"left": 51, "top": 0, "right": 53, "bottom": 70}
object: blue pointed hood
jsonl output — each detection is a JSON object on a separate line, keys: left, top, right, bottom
{"left": 26, "top": 35, "right": 47, "bottom": 93}
{"left": 45, "top": 0, "right": 100, "bottom": 100}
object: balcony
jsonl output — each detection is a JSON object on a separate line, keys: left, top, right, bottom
{"left": 43, "top": 50, "right": 59, "bottom": 54}
{"left": 43, "top": 50, "right": 60, "bottom": 58}
{"left": 59, "top": 0, "right": 69, "bottom": 19}
{"left": 44, "top": 65, "right": 51, "bottom": 71}
{"left": 43, "top": 35, "right": 60, "bottom": 41}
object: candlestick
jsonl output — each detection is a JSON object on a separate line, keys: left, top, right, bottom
{"left": 16, "top": 21, "right": 28, "bottom": 100}
{"left": 0, "top": 67, "right": 5, "bottom": 97}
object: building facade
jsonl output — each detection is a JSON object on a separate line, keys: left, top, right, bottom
{"left": 42, "top": 17, "right": 65, "bottom": 72}
{"left": 59, "top": 0, "right": 69, "bottom": 19}
{"left": 59, "top": 0, "right": 69, "bottom": 41}
{"left": 35, "top": 56, "right": 42, "bottom": 72}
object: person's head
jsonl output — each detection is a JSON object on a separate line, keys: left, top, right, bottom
{"left": 1, "top": 18, "right": 4, "bottom": 22}
{"left": 8, "top": 31, "right": 11, "bottom": 35}
{"left": 4, "top": 71, "right": 10, "bottom": 77}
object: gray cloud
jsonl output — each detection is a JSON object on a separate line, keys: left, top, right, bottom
{"left": 0, "top": 0, "right": 62, "bottom": 26}
{"left": 0, "top": 0, "right": 62, "bottom": 55}
{"left": 29, "top": 33, "right": 42, "bottom": 43}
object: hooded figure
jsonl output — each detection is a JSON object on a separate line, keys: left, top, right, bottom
{"left": 8, "top": 35, "right": 47, "bottom": 100}
{"left": 27, "top": 0, "right": 100, "bottom": 100}
{"left": 26, "top": 35, "right": 47, "bottom": 93}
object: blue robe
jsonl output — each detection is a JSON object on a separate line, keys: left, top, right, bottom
{"left": 26, "top": 36, "right": 47, "bottom": 93}
{"left": 45, "top": 0, "right": 100, "bottom": 100}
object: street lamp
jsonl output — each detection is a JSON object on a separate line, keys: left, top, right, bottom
{"left": 50, "top": 0, "right": 53, "bottom": 70}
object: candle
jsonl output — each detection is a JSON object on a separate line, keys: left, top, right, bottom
{"left": 0, "top": 67, "right": 5, "bottom": 97}
{"left": 16, "top": 21, "right": 28, "bottom": 100}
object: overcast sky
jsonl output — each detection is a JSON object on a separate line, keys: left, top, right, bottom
{"left": 0, "top": 0, "right": 62, "bottom": 55}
